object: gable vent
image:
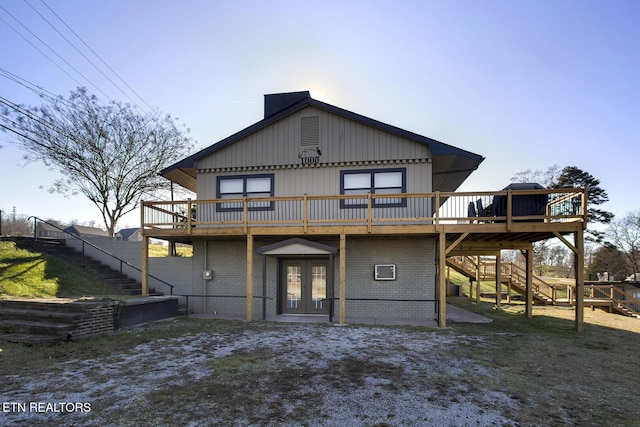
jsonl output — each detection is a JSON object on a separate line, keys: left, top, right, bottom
{"left": 301, "top": 116, "right": 319, "bottom": 146}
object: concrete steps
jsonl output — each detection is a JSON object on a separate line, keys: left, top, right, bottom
{"left": 0, "top": 299, "right": 90, "bottom": 344}
{"left": 14, "top": 238, "right": 155, "bottom": 296}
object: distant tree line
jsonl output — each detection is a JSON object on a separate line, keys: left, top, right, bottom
{"left": 0, "top": 208, "right": 32, "bottom": 236}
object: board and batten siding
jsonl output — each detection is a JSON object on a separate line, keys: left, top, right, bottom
{"left": 195, "top": 105, "right": 433, "bottom": 201}
{"left": 195, "top": 163, "right": 433, "bottom": 224}
{"left": 195, "top": 106, "right": 431, "bottom": 169}
{"left": 197, "top": 165, "right": 431, "bottom": 198}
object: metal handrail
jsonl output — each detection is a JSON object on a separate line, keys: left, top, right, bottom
{"left": 180, "top": 294, "right": 273, "bottom": 319}
{"left": 29, "top": 216, "right": 175, "bottom": 295}
{"left": 321, "top": 297, "right": 439, "bottom": 323}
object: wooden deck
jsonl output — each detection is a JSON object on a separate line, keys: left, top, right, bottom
{"left": 141, "top": 188, "right": 587, "bottom": 247}
{"left": 140, "top": 187, "right": 589, "bottom": 329}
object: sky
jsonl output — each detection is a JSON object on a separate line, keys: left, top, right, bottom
{"left": 1, "top": 0, "right": 639, "bottom": 231}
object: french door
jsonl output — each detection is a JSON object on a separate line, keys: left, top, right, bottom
{"left": 282, "top": 259, "right": 328, "bottom": 314}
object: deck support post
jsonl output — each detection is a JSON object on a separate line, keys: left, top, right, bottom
{"left": 525, "top": 245, "right": 533, "bottom": 318}
{"left": 495, "top": 252, "right": 502, "bottom": 309}
{"left": 339, "top": 234, "right": 346, "bottom": 325}
{"left": 575, "top": 228, "right": 585, "bottom": 332}
{"left": 438, "top": 231, "right": 447, "bottom": 327}
{"left": 261, "top": 254, "right": 267, "bottom": 321}
{"left": 475, "top": 256, "right": 481, "bottom": 304}
{"left": 246, "top": 233, "right": 253, "bottom": 321}
{"left": 141, "top": 236, "right": 149, "bottom": 296}
{"left": 554, "top": 229, "right": 585, "bottom": 332}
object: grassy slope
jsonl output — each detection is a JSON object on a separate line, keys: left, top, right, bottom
{"left": 0, "top": 241, "right": 125, "bottom": 298}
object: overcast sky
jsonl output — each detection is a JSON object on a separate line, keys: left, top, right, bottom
{"left": 1, "top": 0, "right": 638, "bottom": 230}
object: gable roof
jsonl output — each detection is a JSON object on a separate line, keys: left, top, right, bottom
{"left": 116, "top": 227, "right": 140, "bottom": 240}
{"left": 161, "top": 92, "right": 484, "bottom": 192}
{"left": 63, "top": 225, "right": 109, "bottom": 237}
{"left": 257, "top": 237, "right": 338, "bottom": 255}
{"left": 36, "top": 222, "right": 65, "bottom": 232}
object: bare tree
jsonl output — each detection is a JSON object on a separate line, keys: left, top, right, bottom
{"left": 511, "top": 164, "right": 561, "bottom": 187}
{"left": 3, "top": 88, "right": 194, "bottom": 236}
{"left": 548, "top": 245, "right": 571, "bottom": 278}
{"left": 605, "top": 210, "right": 640, "bottom": 276}
{"left": 0, "top": 208, "right": 32, "bottom": 236}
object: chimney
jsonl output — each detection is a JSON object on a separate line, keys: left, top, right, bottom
{"left": 264, "top": 91, "right": 311, "bottom": 118}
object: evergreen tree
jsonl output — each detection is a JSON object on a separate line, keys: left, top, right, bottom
{"left": 549, "top": 166, "right": 614, "bottom": 241}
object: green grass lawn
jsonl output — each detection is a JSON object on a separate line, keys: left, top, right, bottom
{"left": 0, "top": 241, "right": 126, "bottom": 299}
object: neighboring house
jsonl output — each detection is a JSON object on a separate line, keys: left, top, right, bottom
{"left": 141, "top": 91, "right": 588, "bottom": 328}
{"left": 63, "top": 225, "right": 109, "bottom": 238}
{"left": 116, "top": 228, "right": 142, "bottom": 241}
{"left": 36, "top": 222, "right": 67, "bottom": 239}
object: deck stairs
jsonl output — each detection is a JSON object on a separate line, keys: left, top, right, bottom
{"left": 446, "top": 256, "right": 640, "bottom": 318}
{"left": 446, "top": 256, "right": 556, "bottom": 304}
{"left": 587, "top": 285, "right": 640, "bottom": 319}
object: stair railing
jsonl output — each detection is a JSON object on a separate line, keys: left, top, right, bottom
{"left": 611, "top": 287, "right": 640, "bottom": 317}
{"left": 448, "top": 256, "right": 556, "bottom": 302}
{"left": 29, "top": 216, "right": 175, "bottom": 295}
{"left": 504, "top": 262, "right": 555, "bottom": 301}
{"left": 585, "top": 284, "right": 640, "bottom": 317}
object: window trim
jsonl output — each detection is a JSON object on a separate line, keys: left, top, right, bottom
{"left": 216, "top": 173, "right": 275, "bottom": 212}
{"left": 340, "top": 167, "right": 407, "bottom": 208}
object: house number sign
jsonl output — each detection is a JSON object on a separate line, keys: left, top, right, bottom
{"left": 298, "top": 147, "right": 322, "bottom": 164}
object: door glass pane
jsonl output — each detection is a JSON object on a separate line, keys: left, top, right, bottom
{"left": 311, "top": 265, "right": 326, "bottom": 309}
{"left": 287, "top": 266, "right": 301, "bottom": 309}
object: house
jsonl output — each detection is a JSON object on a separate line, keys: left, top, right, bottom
{"left": 63, "top": 225, "right": 109, "bottom": 239}
{"left": 116, "top": 227, "right": 142, "bottom": 241}
{"left": 141, "top": 91, "right": 588, "bottom": 329}
{"left": 35, "top": 222, "right": 67, "bottom": 239}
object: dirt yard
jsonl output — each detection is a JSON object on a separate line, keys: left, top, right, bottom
{"left": 1, "top": 301, "right": 639, "bottom": 426}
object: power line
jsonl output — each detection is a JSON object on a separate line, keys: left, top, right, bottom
{"left": 0, "top": 14, "right": 86, "bottom": 92}
{"left": 24, "top": 0, "right": 151, "bottom": 112}
{"left": 0, "top": 96, "right": 83, "bottom": 150}
{"left": 0, "top": 4, "right": 115, "bottom": 102}
{"left": 38, "top": 0, "right": 154, "bottom": 112}
{"left": 0, "top": 67, "right": 74, "bottom": 107}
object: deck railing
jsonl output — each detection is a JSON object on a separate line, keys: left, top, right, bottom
{"left": 142, "top": 188, "right": 586, "bottom": 232}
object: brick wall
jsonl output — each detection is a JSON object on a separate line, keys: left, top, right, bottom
{"left": 71, "top": 302, "right": 118, "bottom": 339}
{"left": 189, "top": 239, "right": 283, "bottom": 319}
{"left": 188, "top": 236, "right": 437, "bottom": 323}
{"left": 342, "top": 236, "right": 437, "bottom": 321}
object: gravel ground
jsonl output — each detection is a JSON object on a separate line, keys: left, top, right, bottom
{"left": 1, "top": 321, "right": 518, "bottom": 426}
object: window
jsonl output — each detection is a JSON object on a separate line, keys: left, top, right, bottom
{"left": 217, "top": 174, "right": 274, "bottom": 211}
{"left": 340, "top": 168, "right": 406, "bottom": 208}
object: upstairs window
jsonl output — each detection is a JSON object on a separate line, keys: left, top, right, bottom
{"left": 217, "top": 174, "right": 274, "bottom": 211}
{"left": 340, "top": 168, "right": 406, "bottom": 208}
